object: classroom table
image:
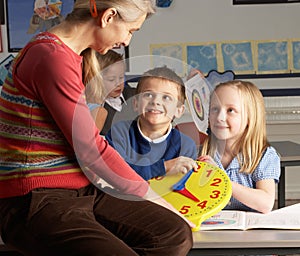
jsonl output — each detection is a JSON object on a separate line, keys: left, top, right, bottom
{"left": 270, "top": 141, "right": 300, "bottom": 208}
{"left": 189, "top": 229, "right": 300, "bottom": 255}
{"left": 2, "top": 230, "right": 300, "bottom": 256}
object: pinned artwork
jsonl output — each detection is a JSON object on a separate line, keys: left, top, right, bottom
{"left": 205, "top": 70, "right": 235, "bottom": 90}
{"left": 184, "top": 73, "right": 210, "bottom": 134}
{"left": 187, "top": 44, "right": 218, "bottom": 74}
{"left": 151, "top": 38, "right": 300, "bottom": 76}
{"left": 0, "top": 54, "right": 15, "bottom": 86}
{"left": 6, "top": 0, "right": 74, "bottom": 52}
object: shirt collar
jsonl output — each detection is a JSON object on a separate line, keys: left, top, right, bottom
{"left": 105, "top": 93, "right": 127, "bottom": 111}
{"left": 137, "top": 119, "right": 172, "bottom": 143}
{"left": 214, "top": 151, "right": 241, "bottom": 171}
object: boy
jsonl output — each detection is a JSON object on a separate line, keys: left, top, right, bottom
{"left": 106, "top": 66, "right": 198, "bottom": 180}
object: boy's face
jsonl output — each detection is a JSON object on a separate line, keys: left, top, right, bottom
{"left": 134, "top": 77, "right": 185, "bottom": 127}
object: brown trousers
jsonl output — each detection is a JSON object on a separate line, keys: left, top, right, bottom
{"left": 0, "top": 185, "right": 193, "bottom": 256}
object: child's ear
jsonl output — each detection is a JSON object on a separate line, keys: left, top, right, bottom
{"left": 132, "top": 96, "right": 139, "bottom": 112}
{"left": 174, "top": 104, "right": 185, "bottom": 119}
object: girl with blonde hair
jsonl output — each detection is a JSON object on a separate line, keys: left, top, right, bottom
{"left": 86, "top": 50, "right": 137, "bottom": 135}
{"left": 199, "top": 80, "right": 280, "bottom": 213}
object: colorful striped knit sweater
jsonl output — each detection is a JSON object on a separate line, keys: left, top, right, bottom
{"left": 0, "top": 32, "right": 148, "bottom": 198}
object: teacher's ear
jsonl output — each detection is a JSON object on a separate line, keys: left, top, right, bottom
{"left": 98, "top": 8, "right": 118, "bottom": 28}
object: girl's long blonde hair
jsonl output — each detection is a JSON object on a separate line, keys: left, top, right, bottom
{"left": 64, "top": 0, "right": 156, "bottom": 103}
{"left": 201, "top": 80, "right": 269, "bottom": 174}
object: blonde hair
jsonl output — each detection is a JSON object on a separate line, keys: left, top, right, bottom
{"left": 82, "top": 49, "right": 104, "bottom": 104}
{"left": 201, "top": 80, "right": 269, "bottom": 174}
{"left": 66, "top": 0, "right": 156, "bottom": 103}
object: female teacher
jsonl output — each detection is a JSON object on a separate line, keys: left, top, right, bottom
{"left": 0, "top": 0, "right": 193, "bottom": 255}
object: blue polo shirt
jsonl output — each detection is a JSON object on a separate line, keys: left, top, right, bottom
{"left": 106, "top": 119, "right": 198, "bottom": 180}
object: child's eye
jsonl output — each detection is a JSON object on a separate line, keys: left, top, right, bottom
{"left": 210, "top": 107, "right": 219, "bottom": 113}
{"left": 163, "top": 95, "right": 173, "bottom": 101}
{"left": 104, "top": 77, "right": 116, "bottom": 82}
{"left": 142, "top": 92, "right": 153, "bottom": 98}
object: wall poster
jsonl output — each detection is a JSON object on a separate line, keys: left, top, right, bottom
{"left": 151, "top": 39, "right": 299, "bottom": 76}
{"left": 6, "top": 0, "right": 74, "bottom": 52}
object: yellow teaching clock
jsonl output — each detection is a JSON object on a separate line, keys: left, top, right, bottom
{"left": 149, "top": 161, "right": 232, "bottom": 231}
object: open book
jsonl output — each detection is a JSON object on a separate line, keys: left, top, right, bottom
{"left": 200, "top": 203, "right": 300, "bottom": 230}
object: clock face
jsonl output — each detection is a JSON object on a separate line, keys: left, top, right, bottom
{"left": 149, "top": 161, "right": 232, "bottom": 231}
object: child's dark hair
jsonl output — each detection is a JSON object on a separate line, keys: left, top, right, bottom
{"left": 136, "top": 66, "right": 186, "bottom": 104}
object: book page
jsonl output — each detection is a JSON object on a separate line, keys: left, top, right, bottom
{"left": 246, "top": 203, "right": 300, "bottom": 230}
{"left": 200, "top": 203, "right": 300, "bottom": 230}
{"left": 200, "top": 210, "right": 247, "bottom": 230}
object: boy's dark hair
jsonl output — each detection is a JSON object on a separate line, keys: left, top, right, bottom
{"left": 136, "top": 66, "right": 186, "bottom": 104}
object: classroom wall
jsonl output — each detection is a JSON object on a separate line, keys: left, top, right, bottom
{"left": 128, "top": 0, "right": 300, "bottom": 90}
{"left": 1, "top": 0, "right": 300, "bottom": 199}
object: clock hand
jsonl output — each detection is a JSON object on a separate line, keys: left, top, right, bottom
{"left": 172, "top": 169, "right": 200, "bottom": 202}
{"left": 172, "top": 169, "right": 194, "bottom": 190}
{"left": 175, "top": 188, "right": 200, "bottom": 202}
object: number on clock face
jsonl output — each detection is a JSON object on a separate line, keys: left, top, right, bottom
{"left": 149, "top": 161, "right": 232, "bottom": 231}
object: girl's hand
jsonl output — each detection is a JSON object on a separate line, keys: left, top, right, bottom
{"left": 197, "top": 155, "right": 217, "bottom": 166}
